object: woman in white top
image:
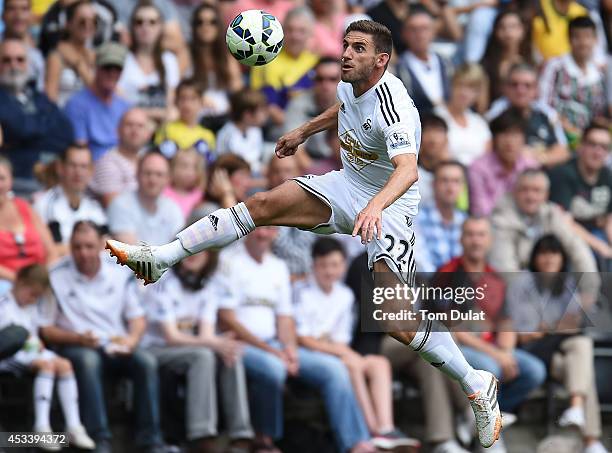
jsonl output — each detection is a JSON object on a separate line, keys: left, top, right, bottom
{"left": 118, "top": 3, "right": 180, "bottom": 122}
{"left": 188, "top": 4, "right": 243, "bottom": 132}
{"left": 45, "top": 0, "right": 96, "bottom": 107}
{"left": 434, "top": 63, "right": 492, "bottom": 166}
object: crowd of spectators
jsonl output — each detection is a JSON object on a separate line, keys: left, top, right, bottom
{"left": 0, "top": 0, "right": 612, "bottom": 453}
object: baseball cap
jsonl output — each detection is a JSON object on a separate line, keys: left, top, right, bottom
{"left": 96, "top": 42, "right": 128, "bottom": 68}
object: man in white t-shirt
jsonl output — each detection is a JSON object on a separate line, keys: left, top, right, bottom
{"left": 108, "top": 20, "right": 502, "bottom": 449}
{"left": 39, "top": 222, "right": 164, "bottom": 453}
{"left": 107, "top": 151, "right": 183, "bottom": 245}
{"left": 218, "top": 227, "right": 374, "bottom": 453}
{"left": 34, "top": 145, "right": 107, "bottom": 254}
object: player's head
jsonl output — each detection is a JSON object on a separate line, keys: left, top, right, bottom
{"left": 461, "top": 217, "right": 492, "bottom": 263}
{"left": 514, "top": 169, "right": 550, "bottom": 216}
{"left": 577, "top": 123, "right": 610, "bottom": 174}
{"left": 312, "top": 238, "right": 347, "bottom": 292}
{"left": 342, "top": 20, "right": 392, "bottom": 83}
{"left": 13, "top": 263, "right": 49, "bottom": 306}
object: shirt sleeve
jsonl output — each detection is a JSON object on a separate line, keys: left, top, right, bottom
{"left": 374, "top": 84, "right": 419, "bottom": 160}
{"left": 63, "top": 97, "right": 87, "bottom": 142}
{"left": 292, "top": 284, "right": 312, "bottom": 337}
{"left": 331, "top": 290, "right": 354, "bottom": 344}
{"left": 122, "top": 279, "right": 145, "bottom": 320}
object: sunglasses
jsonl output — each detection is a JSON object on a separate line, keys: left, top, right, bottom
{"left": 1, "top": 56, "right": 26, "bottom": 64}
{"left": 134, "top": 17, "right": 159, "bottom": 26}
{"left": 77, "top": 17, "right": 96, "bottom": 26}
{"left": 509, "top": 80, "right": 534, "bottom": 88}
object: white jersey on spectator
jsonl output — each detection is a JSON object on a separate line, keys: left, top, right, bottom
{"left": 336, "top": 71, "right": 421, "bottom": 216}
{"left": 34, "top": 186, "right": 107, "bottom": 244}
{"left": 142, "top": 269, "right": 220, "bottom": 348}
{"left": 217, "top": 243, "right": 292, "bottom": 342}
{"left": 0, "top": 292, "right": 40, "bottom": 335}
{"left": 44, "top": 254, "right": 144, "bottom": 340}
{"left": 293, "top": 277, "right": 354, "bottom": 345}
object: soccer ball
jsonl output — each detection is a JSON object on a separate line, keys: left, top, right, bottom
{"left": 226, "top": 10, "right": 284, "bottom": 66}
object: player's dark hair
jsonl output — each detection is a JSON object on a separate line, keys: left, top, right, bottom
{"left": 421, "top": 113, "right": 448, "bottom": 132}
{"left": 528, "top": 234, "right": 569, "bottom": 296}
{"left": 176, "top": 78, "right": 203, "bottom": 98}
{"left": 582, "top": 122, "right": 610, "bottom": 143}
{"left": 433, "top": 160, "right": 465, "bottom": 178}
{"left": 568, "top": 15, "right": 596, "bottom": 38}
{"left": 344, "top": 20, "right": 393, "bottom": 57}
{"left": 59, "top": 143, "right": 91, "bottom": 163}
{"left": 489, "top": 108, "right": 526, "bottom": 137}
{"left": 229, "top": 88, "right": 267, "bottom": 122}
{"left": 316, "top": 56, "right": 340, "bottom": 69}
{"left": 16, "top": 263, "right": 50, "bottom": 288}
{"left": 312, "top": 237, "right": 346, "bottom": 259}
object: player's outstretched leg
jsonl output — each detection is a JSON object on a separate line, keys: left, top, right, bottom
{"left": 372, "top": 261, "right": 502, "bottom": 448}
{"left": 106, "top": 181, "right": 331, "bottom": 283}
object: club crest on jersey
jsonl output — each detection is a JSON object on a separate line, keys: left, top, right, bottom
{"left": 362, "top": 118, "right": 372, "bottom": 131}
{"left": 339, "top": 129, "right": 378, "bottom": 171}
{"left": 389, "top": 132, "right": 410, "bottom": 149}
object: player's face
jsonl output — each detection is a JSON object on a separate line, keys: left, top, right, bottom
{"left": 313, "top": 251, "right": 346, "bottom": 292}
{"left": 514, "top": 176, "right": 548, "bottom": 216}
{"left": 461, "top": 219, "right": 491, "bottom": 262}
{"left": 341, "top": 32, "right": 380, "bottom": 84}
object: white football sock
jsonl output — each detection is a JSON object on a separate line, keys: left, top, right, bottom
{"left": 57, "top": 374, "right": 82, "bottom": 429}
{"left": 409, "top": 319, "right": 485, "bottom": 395}
{"left": 156, "top": 203, "right": 256, "bottom": 265}
{"left": 33, "top": 372, "right": 55, "bottom": 430}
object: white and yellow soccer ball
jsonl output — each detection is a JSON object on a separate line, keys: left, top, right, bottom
{"left": 226, "top": 10, "right": 284, "bottom": 67}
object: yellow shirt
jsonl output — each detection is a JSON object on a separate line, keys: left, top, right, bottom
{"left": 250, "top": 49, "right": 319, "bottom": 108}
{"left": 154, "top": 120, "right": 216, "bottom": 152}
{"left": 532, "top": 0, "right": 588, "bottom": 61}
{"left": 32, "top": 0, "right": 55, "bottom": 17}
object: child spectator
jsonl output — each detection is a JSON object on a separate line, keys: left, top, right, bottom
{"left": 162, "top": 148, "right": 206, "bottom": 220}
{"left": 0, "top": 264, "right": 95, "bottom": 450}
{"left": 294, "top": 238, "right": 417, "bottom": 451}
{"left": 216, "top": 89, "right": 268, "bottom": 174}
{"left": 155, "top": 78, "right": 216, "bottom": 160}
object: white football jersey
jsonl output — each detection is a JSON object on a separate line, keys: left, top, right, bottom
{"left": 337, "top": 71, "right": 421, "bottom": 215}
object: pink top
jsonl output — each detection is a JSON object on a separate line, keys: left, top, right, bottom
{"left": 163, "top": 186, "right": 203, "bottom": 221}
{"left": 468, "top": 151, "right": 539, "bottom": 216}
{"left": 224, "top": 0, "right": 294, "bottom": 27}
{"left": 310, "top": 14, "right": 347, "bottom": 58}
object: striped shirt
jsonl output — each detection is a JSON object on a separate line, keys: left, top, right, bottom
{"left": 89, "top": 147, "right": 138, "bottom": 197}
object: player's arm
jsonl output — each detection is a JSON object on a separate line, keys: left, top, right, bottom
{"left": 275, "top": 103, "right": 340, "bottom": 158}
{"left": 352, "top": 153, "right": 418, "bottom": 243}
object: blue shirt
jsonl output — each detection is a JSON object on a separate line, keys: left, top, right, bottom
{"left": 415, "top": 204, "right": 467, "bottom": 273}
{"left": 64, "top": 88, "right": 131, "bottom": 161}
{"left": 0, "top": 87, "right": 73, "bottom": 179}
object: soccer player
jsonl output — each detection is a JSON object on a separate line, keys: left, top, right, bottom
{"left": 106, "top": 20, "right": 502, "bottom": 448}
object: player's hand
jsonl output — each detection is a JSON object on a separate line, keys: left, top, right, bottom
{"left": 352, "top": 202, "right": 383, "bottom": 244}
{"left": 275, "top": 128, "right": 305, "bottom": 158}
